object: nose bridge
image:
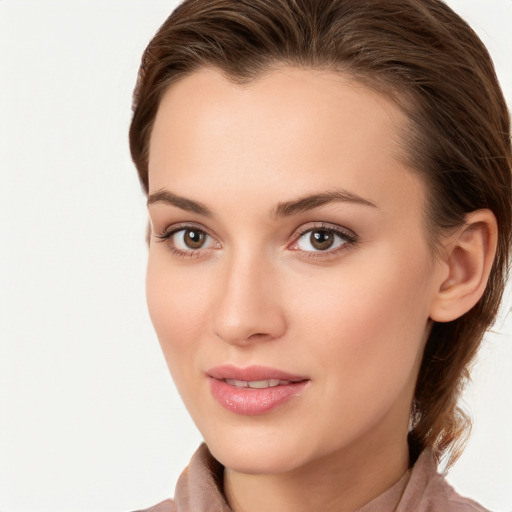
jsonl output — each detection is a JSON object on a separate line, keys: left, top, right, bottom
{"left": 212, "top": 246, "right": 286, "bottom": 345}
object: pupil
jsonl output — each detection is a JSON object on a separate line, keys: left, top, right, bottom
{"left": 185, "top": 230, "right": 205, "bottom": 249}
{"left": 311, "top": 230, "right": 334, "bottom": 250}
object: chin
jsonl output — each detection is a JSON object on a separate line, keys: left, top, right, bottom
{"left": 209, "top": 442, "right": 303, "bottom": 475}
{"left": 201, "top": 424, "right": 320, "bottom": 475}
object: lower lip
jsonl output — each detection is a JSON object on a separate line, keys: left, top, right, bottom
{"left": 209, "top": 378, "right": 308, "bottom": 415}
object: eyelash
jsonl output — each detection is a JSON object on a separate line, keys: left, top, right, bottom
{"left": 155, "top": 222, "right": 217, "bottom": 258}
{"left": 290, "top": 223, "right": 358, "bottom": 259}
{"left": 155, "top": 222, "right": 358, "bottom": 259}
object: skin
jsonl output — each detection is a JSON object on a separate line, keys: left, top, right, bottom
{"left": 145, "top": 66, "right": 492, "bottom": 512}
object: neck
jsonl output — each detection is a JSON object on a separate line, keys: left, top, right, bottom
{"left": 223, "top": 427, "right": 410, "bottom": 512}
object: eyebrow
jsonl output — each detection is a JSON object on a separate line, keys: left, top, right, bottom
{"left": 147, "top": 189, "right": 213, "bottom": 216}
{"left": 271, "top": 189, "right": 377, "bottom": 218}
{"left": 147, "top": 188, "right": 377, "bottom": 218}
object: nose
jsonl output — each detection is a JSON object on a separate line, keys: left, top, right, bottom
{"left": 212, "top": 251, "right": 287, "bottom": 346}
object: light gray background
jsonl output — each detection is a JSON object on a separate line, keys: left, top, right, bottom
{"left": 0, "top": 1, "right": 511, "bottom": 511}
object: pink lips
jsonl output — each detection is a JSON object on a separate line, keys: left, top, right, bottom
{"left": 207, "top": 365, "right": 309, "bottom": 416}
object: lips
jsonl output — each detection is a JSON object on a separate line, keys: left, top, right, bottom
{"left": 224, "top": 378, "right": 292, "bottom": 388}
{"left": 207, "top": 365, "right": 309, "bottom": 415}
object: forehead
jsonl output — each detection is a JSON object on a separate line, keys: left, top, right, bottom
{"left": 148, "top": 66, "right": 424, "bottom": 220}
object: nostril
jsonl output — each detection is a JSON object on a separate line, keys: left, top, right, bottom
{"left": 213, "top": 326, "right": 283, "bottom": 345}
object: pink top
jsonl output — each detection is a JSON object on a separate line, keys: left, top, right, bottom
{"left": 134, "top": 444, "right": 489, "bottom": 512}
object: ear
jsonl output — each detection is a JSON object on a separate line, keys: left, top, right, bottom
{"left": 429, "top": 209, "right": 498, "bottom": 323}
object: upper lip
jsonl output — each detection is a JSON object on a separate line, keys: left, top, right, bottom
{"left": 207, "top": 365, "right": 309, "bottom": 382}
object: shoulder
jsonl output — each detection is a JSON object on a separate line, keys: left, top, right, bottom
{"left": 395, "top": 449, "right": 491, "bottom": 512}
{"left": 427, "top": 476, "right": 491, "bottom": 512}
{"left": 130, "top": 499, "right": 176, "bottom": 512}
{"left": 412, "top": 452, "right": 490, "bottom": 512}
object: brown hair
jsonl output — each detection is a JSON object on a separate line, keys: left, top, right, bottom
{"left": 129, "top": 0, "right": 512, "bottom": 467}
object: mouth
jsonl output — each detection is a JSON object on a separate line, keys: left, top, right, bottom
{"left": 223, "top": 378, "right": 297, "bottom": 388}
{"left": 207, "top": 365, "right": 310, "bottom": 415}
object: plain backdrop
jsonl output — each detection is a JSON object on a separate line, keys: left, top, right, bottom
{"left": 0, "top": 1, "right": 511, "bottom": 511}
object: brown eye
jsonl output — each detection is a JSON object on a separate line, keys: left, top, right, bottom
{"left": 294, "top": 226, "right": 353, "bottom": 254}
{"left": 183, "top": 229, "right": 206, "bottom": 249}
{"left": 310, "top": 230, "right": 334, "bottom": 250}
{"left": 164, "top": 227, "right": 216, "bottom": 253}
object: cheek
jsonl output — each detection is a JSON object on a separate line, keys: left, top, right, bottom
{"left": 283, "top": 251, "right": 434, "bottom": 444}
{"left": 287, "top": 246, "right": 434, "bottom": 382}
{"left": 146, "top": 253, "right": 210, "bottom": 359}
{"left": 145, "top": 255, "right": 218, "bottom": 412}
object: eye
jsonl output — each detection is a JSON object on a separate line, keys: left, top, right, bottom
{"left": 155, "top": 224, "right": 219, "bottom": 256}
{"left": 291, "top": 225, "right": 357, "bottom": 255}
{"left": 173, "top": 228, "right": 210, "bottom": 250}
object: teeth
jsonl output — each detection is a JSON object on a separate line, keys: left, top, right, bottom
{"left": 225, "top": 379, "right": 248, "bottom": 388}
{"left": 224, "top": 378, "right": 290, "bottom": 388}
{"left": 248, "top": 379, "right": 277, "bottom": 389}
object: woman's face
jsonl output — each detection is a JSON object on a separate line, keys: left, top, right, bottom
{"left": 146, "top": 67, "right": 445, "bottom": 474}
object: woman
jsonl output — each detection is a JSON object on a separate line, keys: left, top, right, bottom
{"left": 129, "top": 0, "right": 511, "bottom": 510}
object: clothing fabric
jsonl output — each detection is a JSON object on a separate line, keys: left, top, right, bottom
{"left": 134, "top": 444, "right": 489, "bottom": 512}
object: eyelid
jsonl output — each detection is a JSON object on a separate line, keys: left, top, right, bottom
{"left": 155, "top": 221, "right": 212, "bottom": 240}
{"left": 290, "top": 222, "right": 357, "bottom": 242}
{"left": 288, "top": 222, "right": 358, "bottom": 255}
{"left": 154, "top": 222, "right": 221, "bottom": 256}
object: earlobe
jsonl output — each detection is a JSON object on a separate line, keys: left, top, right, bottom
{"left": 429, "top": 209, "right": 498, "bottom": 323}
